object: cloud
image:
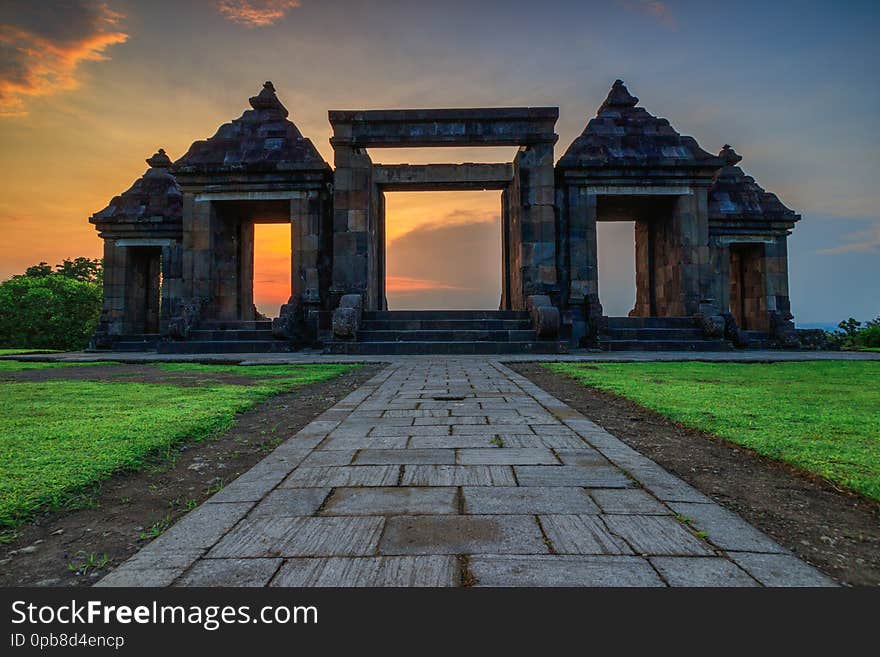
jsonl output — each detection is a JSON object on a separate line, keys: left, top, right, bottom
{"left": 818, "top": 221, "right": 880, "bottom": 255}
{"left": 386, "top": 218, "right": 502, "bottom": 310}
{"left": 0, "top": 1, "right": 127, "bottom": 117}
{"left": 215, "top": 0, "right": 301, "bottom": 27}
{"left": 386, "top": 276, "right": 470, "bottom": 293}
{"left": 616, "top": 0, "right": 676, "bottom": 28}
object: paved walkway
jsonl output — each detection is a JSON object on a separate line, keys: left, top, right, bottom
{"left": 98, "top": 359, "right": 835, "bottom": 587}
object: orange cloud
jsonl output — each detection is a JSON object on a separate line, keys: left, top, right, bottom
{"left": 216, "top": 0, "right": 301, "bottom": 27}
{"left": 0, "top": 1, "right": 128, "bottom": 117}
{"left": 386, "top": 276, "right": 470, "bottom": 293}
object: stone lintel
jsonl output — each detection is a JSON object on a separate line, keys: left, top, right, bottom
{"left": 373, "top": 163, "right": 513, "bottom": 191}
{"left": 581, "top": 185, "right": 694, "bottom": 196}
{"left": 194, "top": 191, "right": 309, "bottom": 202}
{"left": 115, "top": 238, "right": 176, "bottom": 247}
{"left": 329, "top": 107, "right": 559, "bottom": 148}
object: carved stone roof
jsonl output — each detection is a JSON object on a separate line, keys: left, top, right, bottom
{"left": 709, "top": 145, "right": 800, "bottom": 237}
{"left": 557, "top": 79, "right": 723, "bottom": 174}
{"left": 90, "top": 149, "right": 182, "bottom": 238}
{"left": 173, "top": 82, "right": 330, "bottom": 175}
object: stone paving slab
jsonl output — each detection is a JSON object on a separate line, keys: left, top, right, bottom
{"left": 401, "top": 465, "right": 516, "bottom": 486}
{"left": 98, "top": 358, "right": 836, "bottom": 587}
{"left": 209, "top": 516, "right": 385, "bottom": 558}
{"left": 321, "top": 487, "right": 458, "bottom": 516}
{"left": 457, "top": 448, "right": 559, "bottom": 465}
{"left": 379, "top": 515, "right": 548, "bottom": 555}
{"left": 601, "top": 515, "right": 713, "bottom": 556}
{"left": 649, "top": 557, "right": 758, "bottom": 587}
{"left": 355, "top": 448, "right": 455, "bottom": 465}
{"left": 175, "top": 558, "right": 282, "bottom": 587}
{"left": 462, "top": 487, "right": 599, "bottom": 515}
{"left": 514, "top": 465, "right": 633, "bottom": 488}
{"left": 469, "top": 555, "right": 665, "bottom": 587}
{"left": 271, "top": 556, "right": 458, "bottom": 587}
{"left": 540, "top": 515, "right": 633, "bottom": 554}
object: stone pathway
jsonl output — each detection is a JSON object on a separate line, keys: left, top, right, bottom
{"left": 97, "top": 359, "right": 835, "bottom": 587}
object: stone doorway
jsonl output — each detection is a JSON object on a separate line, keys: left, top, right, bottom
{"left": 253, "top": 223, "right": 292, "bottom": 318}
{"left": 381, "top": 190, "right": 503, "bottom": 310}
{"left": 593, "top": 195, "right": 680, "bottom": 317}
{"left": 729, "top": 243, "right": 767, "bottom": 331}
{"left": 328, "top": 108, "right": 559, "bottom": 312}
{"left": 124, "top": 246, "right": 162, "bottom": 334}
{"left": 209, "top": 200, "right": 293, "bottom": 322}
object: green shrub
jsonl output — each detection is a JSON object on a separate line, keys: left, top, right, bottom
{"left": 855, "top": 324, "right": 880, "bottom": 348}
{"left": 0, "top": 275, "right": 102, "bottom": 350}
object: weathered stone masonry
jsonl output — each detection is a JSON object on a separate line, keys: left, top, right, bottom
{"left": 90, "top": 80, "right": 800, "bottom": 351}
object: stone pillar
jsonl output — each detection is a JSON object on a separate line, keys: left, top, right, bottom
{"left": 632, "top": 219, "right": 653, "bottom": 316}
{"left": 160, "top": 242, "right": 183, "bottom": 335}
{"left": 650, "top": 190, "right": 711, "bottom": 316}
{"left": 566, "top": 186, "right": 598, "bottom": 306}
{"left": 237, "top": 221, "right": 255, "bottom": 320}
{"left": 100, "top": 240, "right": 129, "bottom": 336}
{"left": 512, "top": 143, "right": 557, "bottom": 309}
{"left": 501, "top": 188, "right": 511, "bottom": 310}
{"left": 331, "top": 146, "right": 373, "bottom": 308}
{"left": 183, "top": 196, "right": 215, "bottom": 307}
{"left": 763, "top": 236, "right": 792, "bottom": 329}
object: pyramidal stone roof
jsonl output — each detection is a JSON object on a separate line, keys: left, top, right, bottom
{"left": 557, "top": 79, "right": 723, "bottom": 172}
{"left": 709, "top": 144, "right": 800, "bottom": 235}
{"left": 173, "top": 82, "right": 330, "bottom": 174}
{"left": 90, "top": 149, "right": 182, "bottom": 237}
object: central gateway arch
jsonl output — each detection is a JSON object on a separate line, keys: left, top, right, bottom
{"left": 327, "top": 107, "right": 560, "bottom": 312}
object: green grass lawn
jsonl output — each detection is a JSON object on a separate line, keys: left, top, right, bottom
{"left": 0, "top": 362, "right": 358, "bottom": 528}
{"left": 0, "top": 349, "right": 62, "bottom": 356}
{"left": 547, "top": 361, "right": 880, "bottom": 501}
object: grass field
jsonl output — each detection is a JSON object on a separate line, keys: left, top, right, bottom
{"left": 547, "top": 361, "right": 880, "bottom": 501}
{"left": 0, "top": 362, "right": 358, "bottom": 528}
{"left": 0, "top": 349, "right": 61, "bottom": 356}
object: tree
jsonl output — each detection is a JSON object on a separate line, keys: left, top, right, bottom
{"left": 55, "top": 257, "right": 103, "bottom": 284}
{"left": 0, "top": 271, "right": 102, "bottom": 350}
{"left": 22, "top": 262, "right": 52, "bottom": 278}
{"left": 16, "top": 258, "right": 103, "bottom": 284}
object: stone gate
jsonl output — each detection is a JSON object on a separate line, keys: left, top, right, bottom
{"left": 89, "top": 80, "right": 800, "bottom": 353}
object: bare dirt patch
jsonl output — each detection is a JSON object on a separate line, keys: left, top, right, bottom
{"left": 0, "top": 364, "right": 382, "bottom": 587}
{"left": 1, "top": 364, "right": 284, "bottom": 387}
{"left": 512, "top": 362, "right": 880, "bottom": 587}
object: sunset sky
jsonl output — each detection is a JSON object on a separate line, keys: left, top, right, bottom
{"left": 0, "top": 0, "right": 877, "bottom": 322}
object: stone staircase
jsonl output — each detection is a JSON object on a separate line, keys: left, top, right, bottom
{"left": 102, "top": 334, "right": 161, "bottom": 352}
{"left": 598, "top": 316, "right": 732, "bottom": 351}
{"left": 325, "top": 310, "right": 568, "bottom": 355}
{"left": 157, "top": 320, "right": 293, "bottom": 354}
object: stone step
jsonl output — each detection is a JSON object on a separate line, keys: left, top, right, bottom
{"left": 189, "top": 329, "right": 275, "bottom": 340}
{"left": 363, "top": 310, "right": 530, "bottom": 321}
{"left": 601, "top": 328, "right": 707, "bottom": 340}
{"left": 325, "top": 341, "right": 568, "bottom": 355}
{"left": 356, "top": 330, "right": 537, "bottom": 342}
{"left": 199, "top": 320, "right": 273, "bottom": 331}
{"left": 361, "top": 319, "right": 532, "bottom": 331}
{"left": 605, "top": 316, "right": 697, "bottom": 329}
{"left": 599, "top": 339, "right": 732, "bottom": 352}
{"left": 158, "top": 340, "right": 293, "bottom": 354}
{"left": 109, "top": 340, "right": 160, "bottom": 352}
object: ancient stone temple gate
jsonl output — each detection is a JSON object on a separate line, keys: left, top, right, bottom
{"left": 90, "top": 80, "right": 800, "bottom": 354}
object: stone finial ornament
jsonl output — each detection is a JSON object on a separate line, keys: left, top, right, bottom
{"left": 249, "top": 80, "right": 289, "bottom": 117}
{"left": 598, "top": 79, "right": 639, "bottom": 113}
{"left": 146, "top": 148, "right": 172, "bottom": 168}
{"left": 719, "top": 144, "right": 743, "bottom": 167}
